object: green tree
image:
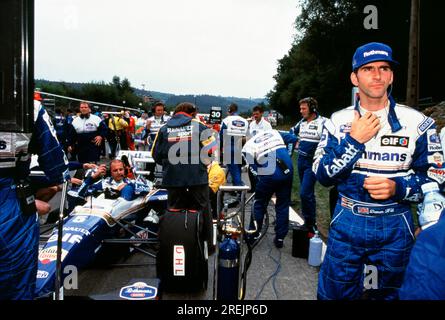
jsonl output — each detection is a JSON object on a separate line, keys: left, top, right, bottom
{"left": 268, "top": 0, "right": 421, "bottom": 120}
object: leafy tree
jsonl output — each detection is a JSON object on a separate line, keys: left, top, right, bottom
{"left": 268, "top": 0, "right": 444, "bottom": 120}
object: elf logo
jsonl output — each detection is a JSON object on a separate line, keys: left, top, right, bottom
{"left": 381, "top": 136, "right": 409, "bottom": 148}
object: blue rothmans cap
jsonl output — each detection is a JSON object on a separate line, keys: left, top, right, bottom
{"left": 352, "top": 42, "right": 399, "bottom": 71}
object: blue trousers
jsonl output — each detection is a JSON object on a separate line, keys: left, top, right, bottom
{"left": 297, "top": 155, "right": 317, "bottom": 227}
{"left": 252, "top": 175, "right": 292, "bottom": 240}
{"left": 227, "top": 163, "right": 243, "bottom": 186}
{"left": 318, "top": 200, "right": 415, "bottom": 300}
{"left": 0, "top": 187, "right": 39, "bottom": 300}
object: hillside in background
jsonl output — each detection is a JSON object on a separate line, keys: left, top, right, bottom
{"left": 37, "top": 79, "right": 267, "bottom": 113}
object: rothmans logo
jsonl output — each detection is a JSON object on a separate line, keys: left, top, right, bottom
{"left": 364, "top": 50, "right": 389, "bottom": 57}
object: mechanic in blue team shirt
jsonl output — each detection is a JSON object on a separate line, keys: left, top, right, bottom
{"left": 290, "top": 97, "right": 326, "bottom": 232}
{"left": 312, "top": 42, "right": 445, "bottom": 300}
{"left": 53, "top": 108, "right": 68, "bottom": 152}
{"left": 220, "top": 103, "right": 249, "bottom": 187}
{"left": 0, "top": 96, "right": 69, "bottom": 300}
{"left": 399, "top": 206, "right": 445, "bottom": 300}
{"left": 243, "top": 129, "right": 297, "bottom": 248}
{"left": 67, "top": 101, "right": 107, "bottom": 163}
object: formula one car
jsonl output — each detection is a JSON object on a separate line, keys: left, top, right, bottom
{"left": 35, "top": 151, "right": 167, "bottom": 299}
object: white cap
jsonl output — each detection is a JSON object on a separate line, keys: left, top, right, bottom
{"left": 421, "top": 182, "right": 440, "bottom": 194}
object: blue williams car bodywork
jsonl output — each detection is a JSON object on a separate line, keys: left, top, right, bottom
{"left": 35, "top": 188, "right": 167, "bottom": 298}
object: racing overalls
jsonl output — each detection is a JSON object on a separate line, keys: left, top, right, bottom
{"left": 399, "top": 208, "right": 445, "bottom": 300}
{"left": 0, "top": 100, "right": 68, "bottom": 300}
{"left": 220, "top": 114, "right": 249, "bottom": 186}
{"left": 243, "top": 130, "right": 296, "bottom": 242}
{"left": 146, "top": 115, "right": 170, "bottom": 148}
{"left": 67, "top": 113, "right": 107, "bottom": 163}
{"left": 313, "top": 97, "right": 444, "bottom": 300}
{"left": 290, "top": 114, "right": 326, "bottom": 229}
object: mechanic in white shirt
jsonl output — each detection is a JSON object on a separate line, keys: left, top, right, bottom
{"left": 247, "top": 105, "right": 273, "bottom": 139}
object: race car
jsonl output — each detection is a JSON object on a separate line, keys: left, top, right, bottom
{"left": 35, "top": 152, "right": 167, "bottom": 299}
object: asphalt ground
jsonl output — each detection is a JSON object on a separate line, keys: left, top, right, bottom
{"left": 42, "top": 171, "right": 320, "bottom": 300}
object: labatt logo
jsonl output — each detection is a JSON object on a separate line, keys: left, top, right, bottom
{"left": 325, "top": 143, "right": 360, "bottom": 177}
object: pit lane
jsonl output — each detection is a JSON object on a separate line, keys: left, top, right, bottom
{"left": 43, "top": 173, "right": 319, "bottom": 300}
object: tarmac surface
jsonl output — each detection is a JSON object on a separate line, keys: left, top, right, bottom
{"left": 43, "top": 170, "right": 322, "bottom": 301}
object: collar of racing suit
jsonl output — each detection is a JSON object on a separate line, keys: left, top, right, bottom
{"left": 354, "top": 95, "right": 402, "bottom": 133}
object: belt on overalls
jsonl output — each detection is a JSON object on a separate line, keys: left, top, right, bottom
{"left": 339, "top": 194, "right": 409, "bottom": 216}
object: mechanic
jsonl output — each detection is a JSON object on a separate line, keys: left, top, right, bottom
{"left": 123, "top": 110, "right": 136, "bottom": 151}
{"left": 313, "top": 42, "right": 444, "bottom": 300}
{"left": 243, "top": 129, "right": 297, "bottom": 248}
{"left": 145, "top": 102, "right": 170, "bottom": 148}
{"left": 152, "top": 102, "right": 216, "bottom": 242}
{"left": 66, "top": 101, "right": 107, "bottom": 163}
{"left": 53, "top": 108, "right": 68, "bottom": 152}
{"left": 289, "top": 97, "right": 326, "bottom": 233}
{"left": 248, "top": 105, "right": 272, "bottom": 139}
{"left": 0, "top": 95, "right": 69, "bottom": 300}
{"left": 399, "top": 203, "right": 445, "bottom": 300}
{"left": 207, "top": 158, "right": 226, "bottom": 219}
{"left": 220, "top": 103, "right": 249, "bottom": 188}
{"left": 246, "top": 105, "right": 273, "bottom": 192}
{"left": 104, "top": 111, "right": 129, "bottom": 159}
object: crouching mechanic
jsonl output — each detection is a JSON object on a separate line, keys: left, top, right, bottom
{"left": 0, "top": 98, "right": 69, "bottom": 300}
{"left": 243, "top": 129, "right": 296, "bottom": 248}
{"left": 312, "top": 42, "right": 445, "bottom": 300}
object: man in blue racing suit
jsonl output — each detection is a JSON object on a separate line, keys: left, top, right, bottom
{"left": 0, "top": 98, "right": 69, "bottom": 300}
{"left": 313, "top": 42, "right": 444, "bottom": 300}
{"left": 290, "top": 97, "right": 326, "bottom": 232}
{"left": 243, "top": 129, "right": 296, "bottom": 248}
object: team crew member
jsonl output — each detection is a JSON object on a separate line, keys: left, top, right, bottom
{"left": 248, "top": 105, "right": 272, "bottom": 139}
{"left": 290, "top": 97, "right": 326, "bottom": 232}
{"left": 53, "top": 108, "right": 68, "bottom": 152}
{"left": 220, "top": 103, "right": 249, "bottom": 187}
{"left": 399, "top": 203, "right": 445, "bottom": 300}
{"left": 67, "top": 101, "right": 107, "bottom": 163}
{"left": 152, "top": 102, "right": 216, "bottom": 242}
{"left": 207, "top": 159, "right": 226, "bottom": 219}
{"left": 243, "top": 129, "right": 296, "bottom": 248}
{"left": 313, "top": 42, "right": 444, "bottom": 300}
{"left": 246, "top": 105, "right": 272, "bottom": 192}
{"left": 0, "top": 97, "right": 69, "bottom": 300}
{"left": 105, "top": 112, "right": 129, "bottom": 158}
{"left": 124, "top": 110, "right": 136, "bottom": 151}
{"left": 135, "top": 112, "right": 149, "bottom": 151}
{"left": 146, "top": 102, "right": 170, "bottom": 147}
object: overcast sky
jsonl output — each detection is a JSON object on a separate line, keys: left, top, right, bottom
{"left": 35, "top": 0, "right": 299, "bottom": 99}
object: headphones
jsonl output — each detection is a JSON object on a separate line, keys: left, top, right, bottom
{"left": 80, "top": 114, "right": 90, "bottom": 119}
{"left": 300, "top": 97, "right": 318, "bottom": 113}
